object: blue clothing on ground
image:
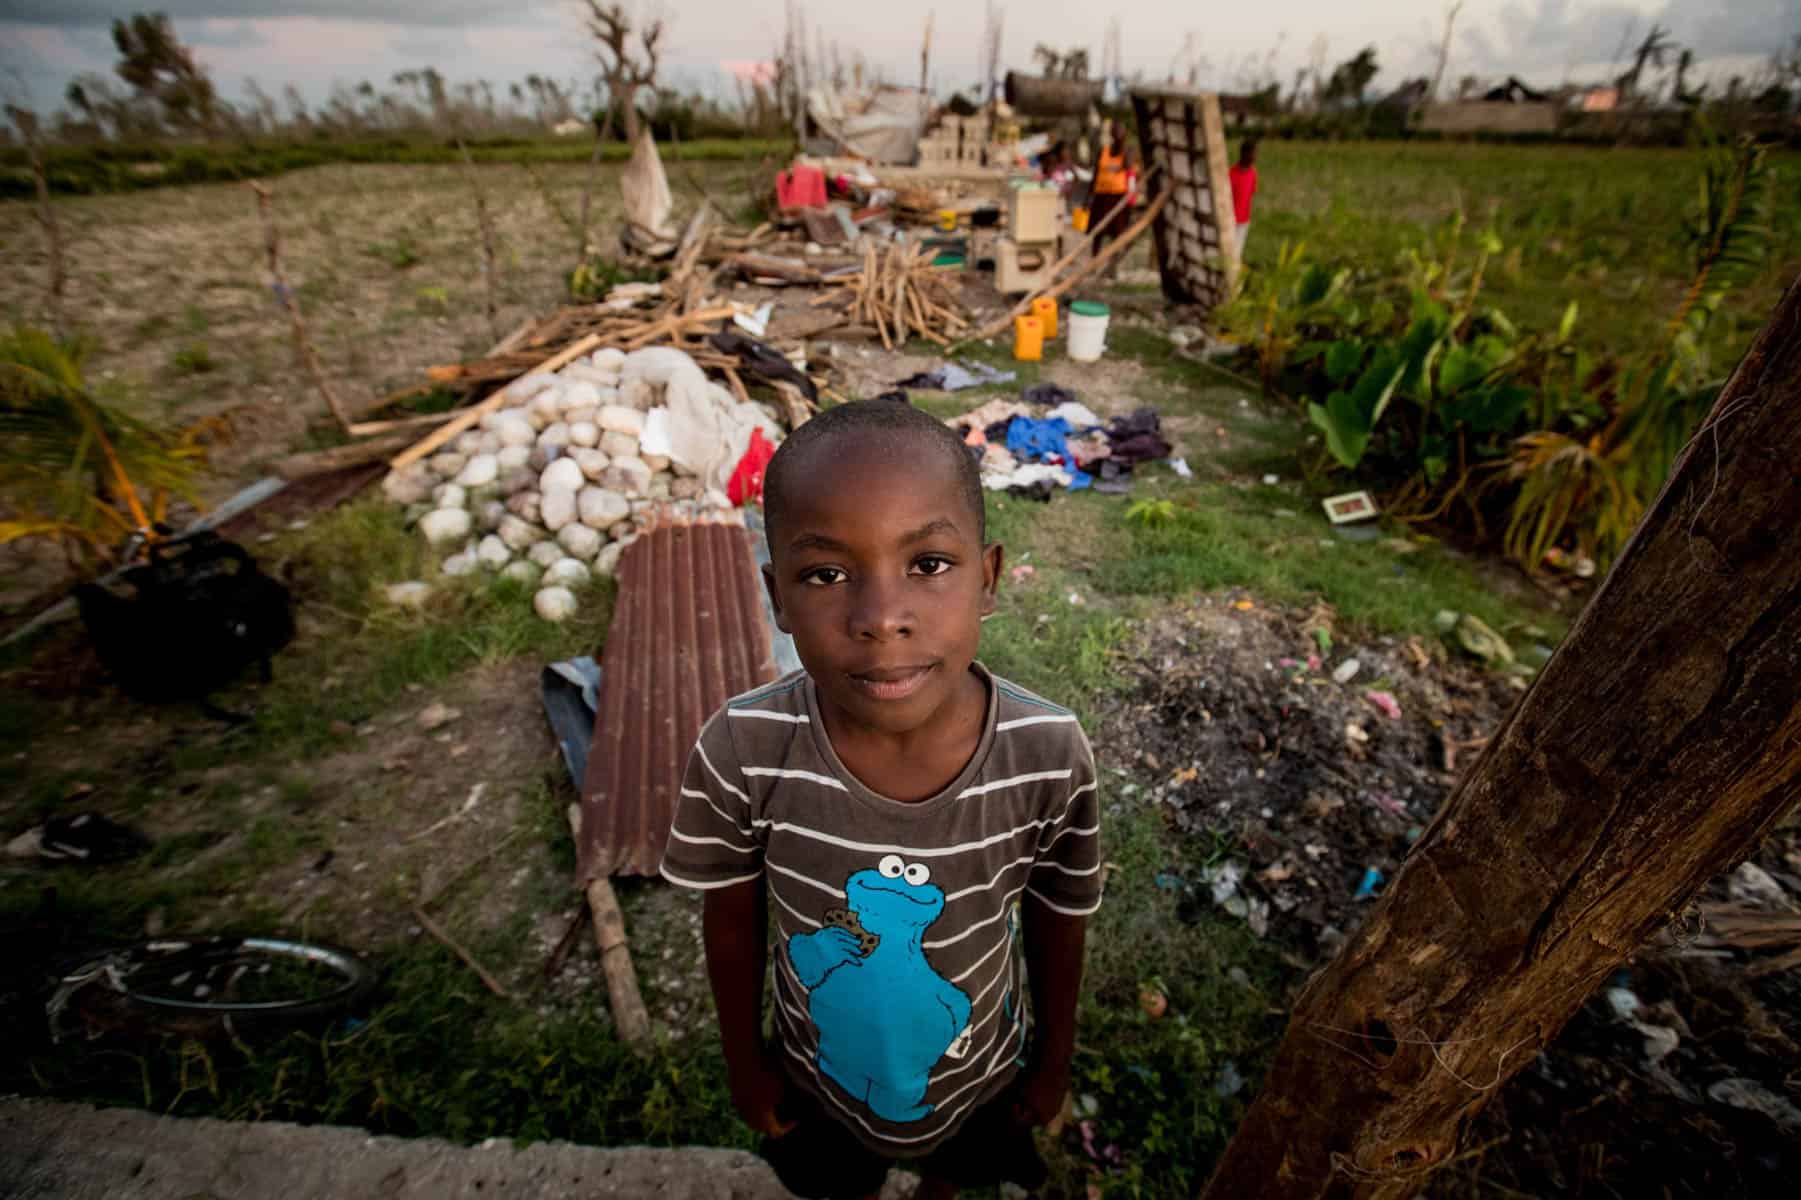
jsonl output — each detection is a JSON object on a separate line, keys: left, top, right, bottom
{"left": 1005, "top": 416, "right": 1072, "bottom": 463}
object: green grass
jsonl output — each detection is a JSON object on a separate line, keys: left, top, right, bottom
{"left": 1247, "top": 139, "right": 1801, "bottom": 373}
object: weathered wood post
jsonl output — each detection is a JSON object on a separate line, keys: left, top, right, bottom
{"left": 1201, "top": 276, "right": 1801, "bottom": 1199}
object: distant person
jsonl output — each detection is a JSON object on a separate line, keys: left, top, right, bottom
{"left": 1085, "top": 121, "right": 1136, "bottom": 273}
{"left": 1036, "top": 141, "right": 1076, "bottom": 201}
{"left": 1229, "top": 138, "right": 1259, "bottom": 257}
{"left": 662, "top": 400, "right": 1102, "bottom": 1200}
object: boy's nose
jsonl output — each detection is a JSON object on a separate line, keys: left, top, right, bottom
{"left": 848, "top": 580, "right": 913, "bottom": 640}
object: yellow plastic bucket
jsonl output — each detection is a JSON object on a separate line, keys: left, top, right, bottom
{"left": 1072, "top": 206, "right": 1090, "bottom": 233}
{"left": 1013, "top": 314, "right": 1044, "bottom": 362}
{"left": 1031, "top": 295, "right": 1058, "bottom": 339}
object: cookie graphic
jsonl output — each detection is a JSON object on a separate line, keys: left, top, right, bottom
{"left": 822, "top": 907, "right": 880, "bottom": 956}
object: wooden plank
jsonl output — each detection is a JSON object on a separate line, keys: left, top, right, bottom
{"left": 389, "top": 332, "right": 604, "bottom": 471}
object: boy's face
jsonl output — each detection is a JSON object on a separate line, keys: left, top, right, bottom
{"left": 763, "top": 434, "right": 1001, "bottom": 736}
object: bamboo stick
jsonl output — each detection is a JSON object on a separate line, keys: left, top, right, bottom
{"left": 249, "top": 180, "right": 355, "bottom": 432}
{"left": 390, "top": 332, "right": 604, "bottom": 471}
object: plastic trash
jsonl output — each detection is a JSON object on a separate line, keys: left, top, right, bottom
{"left": 1353, "top": 866, "right": 1385, "bottom": 901}
{"left": 1365, "top": 689, "right": 1402, "bottom": 719}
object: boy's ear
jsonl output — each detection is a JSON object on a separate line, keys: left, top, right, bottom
{"left": 761, "top": 562, "right": 791, "bottom": 634}
{"left": 979, "top": 542, "right": 1004, "bottom": 617}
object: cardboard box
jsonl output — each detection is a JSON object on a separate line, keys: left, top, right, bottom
{"left": 1009, "top": 187, "right": 1060, "bottom": 242}
{"left": 995, "top": 236, "right": 1056, "bottom": 295}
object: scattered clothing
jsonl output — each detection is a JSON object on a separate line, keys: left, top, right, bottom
{"left": 1105, "top": 408, "right": 1173, "bottom": 466}
{"left": 1066, "top": 431, "right": 1112, "bottom": 468}
{"left": 897, "top": 361, "right": 1017, "bottom": 392}
{"left": 776, "top": 163, "right": 828, "bottom": 210}
{"left": 6, "top": 812, "right": 152, "bottom": 864}
{"left": 983, "top": 462, "right": 1072, "bottom": 492}
{"left": 727, "top": 427, "right": 777, "bottom": 506}
{"left": 1005, "top": 416, "right": 1072, "bottom": 464}
{"left": 1048, "top": 400, "right": 1104, "bottom": 430}
{"left": 1023, "top": 383, "right": 1076, "bottom": 408}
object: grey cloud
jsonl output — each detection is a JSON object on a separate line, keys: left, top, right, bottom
{"left": 1464, "top": 0, "right": 1801, "bottom": 75}
{"left": 0, "top": 2, "right": 558, "bottom": 26}
{"left": 184, "top": 20, "right": 267, "bottom": 48}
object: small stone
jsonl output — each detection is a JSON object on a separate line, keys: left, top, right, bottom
{"left": 540, "top": 458, "right": 585, "bottom": 495}
{"left": 475, "top": 431, "right": 502, "bottom": 455}
{"left": 384, "top": 581, "right": 431, "bottom": 609}
{"left": 546, "top": 557, "right": 592, "bottom": 587}
{"left": 618, "top": 376, "right": 654, "bottom": 410}
{"left": 557, "top": 523, "right": 602, "bottom": 560}
{"left": 647, "top": 476, "right": 672, "bottom": 501}
{"left": 569, "top": 421, "right": 600, "bottom": 447}
{"left": 567, "top": 447, "right": 611, "bottom": 481}
{"left": 598, "top": 404, "right": 646, "bottom": 436}
{"left": 498, "top": 514, "right": 540, "bottom": 551}
{"left": 608, "top": 519, "right": 637, "bottom": 541}
{"left": 579, "top": 486, "right": 630, "bottom": 529}
{"left": 476, "top": 534, "right": 511, "bottom": 568}
{"left": 603, "top": 455, "right": 653, "bottom": 497}
{"left": 501, "top": 560, "right": 540, "bottom": 585}
{"left": 441, "top": 547, "right": 479, "bottom": 576}
{"left": 541, "top": 487, "right": 577, "bottom": 532}
{"left": 504, "top": 491, "right": 542, "bottom": 525}
{"left": 503, "top": 372, "right": 557, "bottom": 401}
{"left": 428, "top": 451, "right": 467, "bottom": 478}
{"left": 498, "top": 467, "right": 535, "bottom": 495}
{"left": 528, "top": 541, "right": 563, "bottom": 567}
{"left": 1332, "top": 658, "right": 1361, "bottom": 684}
{"left": 641, "top": 453, "right": 671, "bottom": 473}
{"left": 599, "top": 430, "right": 640, "bottom": 458}
{"left": 529, "top": 391, "right": 563, "bottom": 425}
{"left": 431, "top": 482, "right": 466, "bottom": 510}
{"left": 560, "top": 381, "right": 602, "bottom": 410}
{"left": 563, "top": 405, "right": 597, "bottom": 427}
{"left": 474, "top": 499, "right": 506, "bottom": 532}
{"left": 417, "top": 703, "right": 460, "bottom": 729}
{"left": 418, "top": 507, "right": 472, "bottom": 546}
{"left": 454, "top": 431, "right": 484, "bottom": 455}
{"left": 591, "top": 347, "right": 626, "bottom": 371}
{"left": 669, "top": 476, "right": 702, "bottom": 501}
{"left": 494, "top": 416, "right": 535, "bottom": 448}
{"left": 596, "top": 538, "right": 630, "bottom": 576}
{"left": 534, "top": 585, "right": 578, "bottom": 622}
{"left": 538, "top": 421, "right": 572, "bottom": 450}
{"left": 496, "top": 444, "right": 532, "bottom": 472}
{"left": 382, "top": 466, "right": 435, "bottom": 505}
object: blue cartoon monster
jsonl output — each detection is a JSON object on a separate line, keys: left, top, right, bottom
{"left": 786, "top": 853, "right": 972, "bottom": 1123}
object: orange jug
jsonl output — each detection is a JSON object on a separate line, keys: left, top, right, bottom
{"left": 1013, "top": 314, "right": 1044, "bottom": 362}
{"left": 1031, "top": 295, "right": 1058, "bottom": 339}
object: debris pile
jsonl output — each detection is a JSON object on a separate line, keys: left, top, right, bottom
{"left": 380, "top": 344, "right": 784, "bottom": 621}
{"left": 943, "top": 389, "right": 1173, "bottom": 498}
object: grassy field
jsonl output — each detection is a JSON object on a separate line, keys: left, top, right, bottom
{"left": 1246, "top": 139, "right": 1801, "bottom": 371}
{"left": 1, "top": 138, "right": 1793, "bottom": 1195}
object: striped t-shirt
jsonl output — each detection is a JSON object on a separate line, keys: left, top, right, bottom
{"left": 660, "top": 663, "right": 1103, "bottom": 1156}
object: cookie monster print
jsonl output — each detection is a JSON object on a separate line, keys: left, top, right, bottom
{"left": 786, "top": 854, "right": 973, "bottom": 1123}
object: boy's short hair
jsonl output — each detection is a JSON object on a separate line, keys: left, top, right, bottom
{"left": 763, "top": 398, "right": 985, "bottom": 548}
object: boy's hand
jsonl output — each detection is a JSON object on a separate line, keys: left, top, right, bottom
{"left": 1010, "top": 1057, "right": 1070, "bottom": 1129}
{"left": 729, "top": 1050, "right": 797, "bottom": 1138}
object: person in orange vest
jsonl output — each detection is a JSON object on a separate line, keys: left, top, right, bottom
{"left": 1083, "top": 120, "right": 1136, "bottom": 276}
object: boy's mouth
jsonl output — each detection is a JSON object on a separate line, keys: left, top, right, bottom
{"left": 847, "top": 664, "right": 936, "bottom": 702}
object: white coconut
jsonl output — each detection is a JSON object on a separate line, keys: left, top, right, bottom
{"left": 495, "top": 416, "right": 535, "bottom": 448}
{"left": 528, "top": 540, "right": 563, "bottom": 568}
{"left": 560, "top": 381, "right": 602, "bottom": 411}
{"left": 568, "top": 421, "right": 600, "bottom": 448}
{"left": 501, "top": 560, "right": 541, "bottom": 585}
{"left": 476, "top": 534, "right": 511, "bottom": 569}
{"left": 441, "top": 548, "right": 480, "bottom": 577}
{"left": 537, "top": 421, "right": 572, "bottom": 450}
{"left": 541, "top": 487, "right": 577, "bottom": 532}
{"left": 496, "top": 444, "right": 531, "bottom": 473}
{"left": 591, "top": 347, "right": 627, "bottom": 372}
{"left": 453, "top": 431, "right": 484, "bottom": 455}
{"left": 599, "top": 431, "right": 639, "bottom": 458}
{"left": 545, "top": 557, "right": 592, "bottom": 587}
{"left": 563, "top": 405, "right": 597, "bottom": 428}
{"left": 641, "top": 453, "right": 671, "bottom": 473}
{"left": 476, "top": 431, "right": 503, "bottom": 455}
{"left": 419, "top": 507, "right": 472, "bottom": 546}
{"left": 603, "top": 456, "right": 654, "bottom": 497}
{"left": 567, "top": 447, "right": 611, "bottom": 482}
{"left": 428, "top": 451, "right": 467, "bottom": 478}
{"left": 475, "top": 499, "right": 506, "bottom": 532}
{"left": 432, "top": 482, "right": 467, "bottom": 509}
{"left": 618, "top": 377, "right": 655, "bottom": 410}
{"left": 534, "top": 585, "right": 578, "bottom": 622}
{"left": 597, "top": 404, "right": 646, "bottom": 436}
{"left": 529, "top": 391, "right": 563, "bottom": 426}
{"left": 384, "top": 581, "right": 432, "bottom": 609}
{"left": 557, "top": 522, "right": 602, "bottom": 560}
{"left": 497, "top": 513, "right": 540, "bottom": 551}
{"left": 504, "top": 372, "right": 558, "bottom": 402}
{"left": 382, "top": 466, "right": 436, "bottom": 505}
{"left": 455, "top": 453, "right": 499, "bottom": 488}
{"left": 578, "top": 486, "right": 630, "bottom": 529}
{"left": 498, "top": 467, "right": 536, "bottom": 495}
{"left": 540, "top": 457, "right": 585, "bottom": 495}
{"left": 596, "top": 538, "right": 630, "bottom": 576}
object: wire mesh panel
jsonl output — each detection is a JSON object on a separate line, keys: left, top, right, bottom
{"left": 1129, "top": 89, "right": 1240, "bottom": 312}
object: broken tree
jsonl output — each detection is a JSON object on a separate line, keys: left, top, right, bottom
{"left": 1202, "top": 275, "right": 1801, "bottom": 1200}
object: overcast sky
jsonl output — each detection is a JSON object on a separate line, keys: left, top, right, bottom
{"left": 1, "top": 0, "right": 1794, "bottom": 114}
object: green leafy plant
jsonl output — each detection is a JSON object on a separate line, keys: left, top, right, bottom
{"left": 0, "top": 326, "right": 209, "bottom": 571}
{"left": 1125, "top": 498, "right": 1178, "bottom": 528}
{"left": 170, "top": 341, "right": 215, "bottom": 374}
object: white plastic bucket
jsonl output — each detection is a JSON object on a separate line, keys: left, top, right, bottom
{"left": 1067, "top": 301, "right": 1110, "bottom": 363}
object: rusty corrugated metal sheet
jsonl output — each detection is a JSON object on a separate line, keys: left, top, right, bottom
{"left": 577, "top": 512, "right": 777, "bottom": 880}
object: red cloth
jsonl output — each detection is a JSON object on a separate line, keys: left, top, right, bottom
{"left": 776, "top": 164, "right": 828, "bottom": 210}
{"left": 1229, "top": 164, "right": 1258, "bottom": 224}
{"left": 729, "top": 428, "right": 777, "bottom": 506}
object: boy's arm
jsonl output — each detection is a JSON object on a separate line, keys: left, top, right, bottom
{"left": 704, "top": 878, "right": 794, "bottom": 1137}
{"left": 1014, "top": 896, "right": 1088, "bottom": 1127}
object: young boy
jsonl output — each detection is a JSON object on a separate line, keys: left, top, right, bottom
{"left": 1228, "top": 138, "right": 1259, "bottom": 257}
{"left": 661, "top": 400, "right": 1102, "bottom": 1200}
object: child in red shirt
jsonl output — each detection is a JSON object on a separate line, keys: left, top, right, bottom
{"left": 1228, "top": 139, "right": 1258, "bottom": 257}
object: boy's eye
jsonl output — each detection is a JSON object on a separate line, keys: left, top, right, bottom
{"left": 800, "top": 566, "right": 846, "bottom": 586}
{"left": 910, "top": 556, "right": 953, "bottom": 577}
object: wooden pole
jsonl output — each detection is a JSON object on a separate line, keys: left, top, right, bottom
{"left": 568, "top": 805, "right": 653, "bottom": 1049}
{"left": 1201, "top": 275, "right": 1801, "bottom": 1200}
{"left": 249, "top": 181, "right": 355, "bottom": 432}
{"left": 454, "top": 136, "right": 501, "bottom": 343}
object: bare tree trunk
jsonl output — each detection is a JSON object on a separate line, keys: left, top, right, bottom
{"left": 248, "top": 181, "right": 353, "bottom": 432}
{"left": 454, "top": 137, "right": 501, "bottom": 342}
{"left": 7, "top": 107, "right": 67, "bottom": 339}
{"left": 576, "top": 103, "right": 617, "bottom": 269}
{"left": 1426, "top": 1, "right": 1466, "bottom": 107}
{"left": 1201, "top": 275, "right": 1801, "bottom": 1200}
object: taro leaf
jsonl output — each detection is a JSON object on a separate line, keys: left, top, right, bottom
{"left": 1438, "top": 344, "right": 1487, "bottom": 396}
{"left": 1445, "top": 383, "right": 1532, "bottom": 435}
{"left": 1310, "top": 357, "right": 1406, "bottom": 469}
{"left": 1324, "top": 339, "right": 1365, "bottom": 386}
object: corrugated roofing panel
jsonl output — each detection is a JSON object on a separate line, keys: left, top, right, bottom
{"left": 578, "top": 512, "right": 777, "bottom": 880}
